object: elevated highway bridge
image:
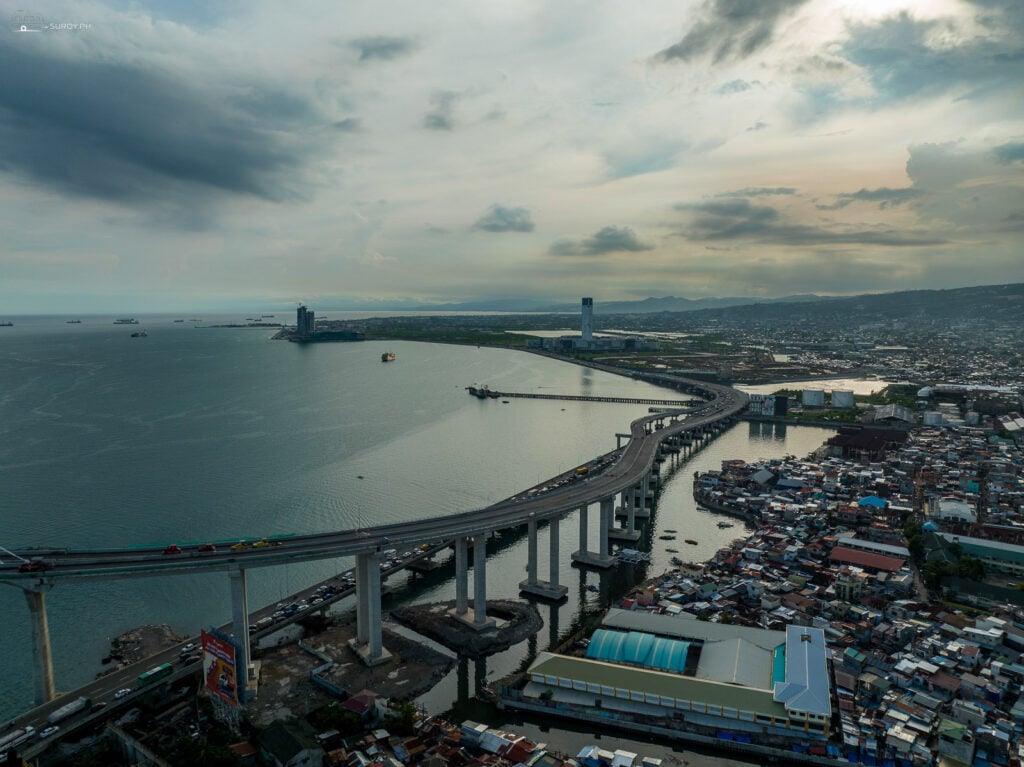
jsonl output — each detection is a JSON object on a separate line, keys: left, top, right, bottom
{"left": 0, "top": 368, "right": 746, "bottom": 725}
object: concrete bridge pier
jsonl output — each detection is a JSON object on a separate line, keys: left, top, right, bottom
{"left": 452, "top": 534, "right": 495, "bottom": 629}
{"left": 520, "top": 516, "right": 568, "bottom": 600}
{"left": 610, "top": 488, "right": 641, "bottom": 543}
{"left": 572, "top": 497, "right": 617, "bottom": 568}
{"left": 23, "top": 582, "right": 56, "bottom": 706}
{"left": 349, "top": 551, "right": 392, "bottom": 666}
{"left": 228, "top": 567, "right": 255, "bottom": 688}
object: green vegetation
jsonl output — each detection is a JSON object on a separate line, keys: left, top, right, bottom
{"left": 858, "top": 384, "right": 919, "bottom": 408}
{"left": 307, "top": 703, "right": 364, "bottom": 737}
{"left": 381, "top": 701, "right": 419, "bottom": 737}
{"left": 922, "top": 552, "right": 985, "bottom": 587}
{"left": 904, "top": 519, "right": 924, "bottom": 562}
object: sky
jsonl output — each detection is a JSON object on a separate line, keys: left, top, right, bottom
{"left": 1, "top": 0, "right": 1023, "bottom": 313}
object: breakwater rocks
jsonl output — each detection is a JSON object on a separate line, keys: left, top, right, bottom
{"left": 391, "top": 600, "right": 542, "bottom": 659}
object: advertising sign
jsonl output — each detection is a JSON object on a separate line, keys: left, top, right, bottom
{"left": 201, "top": 629, "right": 240, "bottom": 706}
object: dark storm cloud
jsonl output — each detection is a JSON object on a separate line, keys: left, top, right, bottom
{"left": 474, "top": 205, "right": 535, "bottom": 233}
{"left": 550, "top": 226, "right": 654, "bottom": 256}
{"left": 349, "top": 36, "right": 418, "bottom": 62}
{"left": 423, "top": 91, "right": 458, "bottom": 131}
{"left": 655, "top": 0, "right": 810, "bottom": 64}
{"left": 817, "top": 187, "right": 923, "bottom": 210}
{"left": 678, "top": 199, "right": 946, "bottom": 247}
{"left": 841, "top": 10, "right": 1024, "bottom": 103}
{"left": 994, "top": 142, "right": 1024, "bottom": 164}
{"left": 0, "top": 41, "right": 315, "bottom": 210}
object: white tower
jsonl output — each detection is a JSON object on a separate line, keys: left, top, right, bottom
{"left": 581, "top": 297, "right": 593, "bottom": 342}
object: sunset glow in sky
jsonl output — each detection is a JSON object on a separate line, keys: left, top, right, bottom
{"left": 2, "top": 0, "right": 1022, "bottom": 312}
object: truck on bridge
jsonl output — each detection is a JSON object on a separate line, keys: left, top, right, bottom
{"left": 46, "top": 695, "right": 91, "bottom": 725}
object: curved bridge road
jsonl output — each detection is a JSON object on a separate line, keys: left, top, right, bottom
{"left": 1, "top": 375, "right": 746, "bottom": 581}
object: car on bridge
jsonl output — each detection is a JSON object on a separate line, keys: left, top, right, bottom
{"left": 230, "top": 541, "right": 250, "bottom": 550}
{"left": 18, "top": 558, "right": 51, "bottom": 572}
{"left": 162, "top": 544, "right": 183, "bottom": 555}
{"left": 197, "top": 543, "right": 217, "bottom": 552}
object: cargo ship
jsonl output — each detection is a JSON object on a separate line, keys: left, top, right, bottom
{"left": 113, "top": 317, "right": 139, "bottom": 325}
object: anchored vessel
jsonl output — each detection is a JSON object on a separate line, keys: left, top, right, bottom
{"left": 381, "top": 351, "right": 396, "bottom": 362}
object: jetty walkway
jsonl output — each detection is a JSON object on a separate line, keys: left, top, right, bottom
{"left": 466, "top": 385, "right": 702, "bottom": 407}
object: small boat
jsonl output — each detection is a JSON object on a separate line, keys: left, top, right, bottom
{"left": 381, "top": 351, "right": 396, "bottom": 362}
{"left": 671, "top": 556, "right": 684, "bottom": 566}
{"left": 664, "top": 529, "right": 677, "bottom": 533}
{"left": 130, "top": 330, "right": 147, "bottom": 337}
{"left": 717, "top": 521, "right": 734, "bottom": 528}
{"left": 0, "top": 322, "right": 12, "bottom": 327}
{"left": 586, "top": 584, "right": 599, "bottom": 593}
{"left": 685, "top": 539, "right": 698, "bottom": 545}
{"left": 658, "top": 535, "right": 676, "bottom": 541}
{"left": 65, "top": 320, "right": 81, "bottom": 324}
{"left": 665, "top": 547, "right": 679, "bottom": 553}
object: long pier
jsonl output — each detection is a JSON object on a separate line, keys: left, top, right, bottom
{"left": 466, "top": 386, "right": 702, "bottom": 407}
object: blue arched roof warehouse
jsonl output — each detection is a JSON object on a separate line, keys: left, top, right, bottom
{"left": 586, "top": 629, "right": 690, "bottom": 674}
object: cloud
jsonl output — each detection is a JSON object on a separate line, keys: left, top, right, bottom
{"left": 717, "top": 187, "right": 797, "bottom": 198}
{"left": 717, "top": 79, "right": 756, "bottom": 94}
{"left": 0, "top": 36, "right": 316, "bottom": 217}
{"left": 603, "top": 139, "right": 687, "bottom": 179}
{"left": 474, "top": 205, "right": 535, "bottom": 233}
{"left": 655, "top": 0, "right": 810, "bottom": 64}
{"left": 349, "top": 36, "right": 418, "bottom": 62}
{"left": 550, "top": 226, "right": 654, "bottom": 256}
{"left": 994, "top": 142, "right": 1024, "bottom": 164}
{"left": 423, "top": 91, "right": 458, "bottom": 131}
{"left": 677, "top": 199, "right": 947, "bottom": 247}
{"left": 817, "top": 187, "right": 923, "bottom": 211}
{"left": 333, "top": 118, "right": 361, "bottom": 132}
{"left": 841, "top": 9, "right": 1024, "bottom": 103}
{"left": 746, "top": 121, "right": 768, "bottom": 132}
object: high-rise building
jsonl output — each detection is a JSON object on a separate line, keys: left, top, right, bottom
{"left": 581, "top": 297, "right": 593, "bottom": 342}
{"left": 296, "top": 305, "right": 315, "bottom": 338}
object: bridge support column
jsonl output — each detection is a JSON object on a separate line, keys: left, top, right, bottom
{"left": 454, "top": 537, "right": 468, "bottom": 616}
{"left": 350, "top": 552, "right": 392, "bottom": 666}
{"left": 229, "top": 567, "right": 253, "bottom": 687}
{"left": 572, "top": 497, "right": 617, "bottom": 568}
{"left": 610, "top": 488, "right": 641, "bottom": 543}
{"left": 520, "top": 516, "right": 567, "bottom": 600}
{"left": 452, "top": 535, "right": 495, "bottom": 629}
{"left": 24, "top": 584, "right": 56, "bottom": 706}
{"left": 577, "top": 503, "right": 588, "bottom": 552}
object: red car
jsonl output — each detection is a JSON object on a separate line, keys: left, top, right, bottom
{"left": 18, "top": 559, "right": 49, "bottom": 572}
{"left": 162, "top": 544, "right": 183, "bottom": 555}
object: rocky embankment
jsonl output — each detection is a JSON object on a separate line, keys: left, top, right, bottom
{"left": 98, "top": 624, "right": 187, "bottom": 676}
{"left": 390, "top": 600, "right": 542, "bottom": 659}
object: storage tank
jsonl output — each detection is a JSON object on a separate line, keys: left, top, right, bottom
{"left": 831, "top": 389, "right": 855, "bottom": 409}
{"left": 802, "top": 389, "right": 825, "bottom": 408}
{"left": 923, "top": 411, "right": 944, "bottom": 426}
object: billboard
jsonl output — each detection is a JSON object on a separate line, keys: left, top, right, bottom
{"left": 201, "top": 629, "right": 241, "bottom": 706}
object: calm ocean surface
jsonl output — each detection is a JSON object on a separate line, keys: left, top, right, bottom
{"left": 0, "top": 315, "right": 835, "bottom": 725}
